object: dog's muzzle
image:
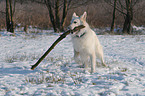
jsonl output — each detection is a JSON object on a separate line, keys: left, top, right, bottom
{"left": 68, "top": 26, "right": 74, "bottom": 34}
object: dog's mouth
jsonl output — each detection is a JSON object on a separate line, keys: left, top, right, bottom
{"left": 69, "top": 25, "right": 85, "bottom": 35}
{"left": 71, "top": 30, "right": 79, "bottom": 34}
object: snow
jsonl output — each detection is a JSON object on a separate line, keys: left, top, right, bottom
{"left": 133, "top": 25, "right": 145, "bottom": 31}
{"left": 0, "top": 30, "right": 145, "bottom": 96}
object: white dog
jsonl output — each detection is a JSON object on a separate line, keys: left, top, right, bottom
{"left": 69, "top": 12, "right": 107, "bottom": 73}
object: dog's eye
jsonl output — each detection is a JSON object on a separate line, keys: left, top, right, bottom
{"left": 74, "top": 21, "right": 77, "bottom": 24}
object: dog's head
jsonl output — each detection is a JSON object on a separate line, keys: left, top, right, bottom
{"left": 69, "top": 12, "right": 87, "bottom": 30}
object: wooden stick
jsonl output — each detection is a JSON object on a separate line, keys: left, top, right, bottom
{"left": 31, "top": 25, "right": 85, "bottom": 70}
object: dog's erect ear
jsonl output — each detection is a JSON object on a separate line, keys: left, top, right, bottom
{"left": 73, "top": 12, "right": 78, "bottom": 17}
{"left": 81, "top": 12, "right": 87, "bottom": 21}
{"left": 72, "top": 12, "right": 79, "bottom": 20}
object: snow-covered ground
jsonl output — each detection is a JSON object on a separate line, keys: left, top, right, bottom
{"left": 0, "top": 30, "right": 145, "bottom": 96}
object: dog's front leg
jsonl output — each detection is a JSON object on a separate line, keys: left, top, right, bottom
{"left": 90, "top": 52, "right": 96, "bottom": 73}
{"left": 80, "top": 54, "right": 89, "bottom": 68}
{"left": 74, "top": 49, "right": 80, "bottom": 64}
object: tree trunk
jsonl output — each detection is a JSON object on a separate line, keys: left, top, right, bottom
{"left": 9, "top": 0, "right": 14, "bottom": 33}
{"left": 110, "top": 0, "right": 117, "bottom": 33}
{"left": 55, "top": 0, "right": 60, "bottom": 32}
{"left": 45, "top": 0, "right": 57, "bottom": 32}
{"left": 6, "top": 0, "right": 15, "bottom": 33}
{"left": 45, "top": 0, "right": 69, "bottom": 32}
{"left": 122, "top": 0, "right": 133, "bottom": 34}
{"left": 6, "top": 0, "right": 11, "bottom": 32}
{"left": 61, "top": 0, "right": 68, "bottom": 31}
{"left": 24, "top": 25, "right": 28, "bottom": 33}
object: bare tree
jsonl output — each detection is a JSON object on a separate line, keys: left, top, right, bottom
{"left": 110, "top": 0, "right": 117, "bottom": 33}
{"left": 6, "top": 0, "right": 16, "bottom": 33}
{"left": 105, "top": 0, "right": 143, "bottom": 34}
{"left": 122, "top": 0, "right": 133, "bottom": 34}
{"left": 6, "top": 0, "right": 11, "bottom": 32}
{"left": 32, "top": 0, "right": 91, "bottom": 32}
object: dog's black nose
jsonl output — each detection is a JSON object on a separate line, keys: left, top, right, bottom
{"left": 68, "top": 26, "right": 73, "bottom": 34}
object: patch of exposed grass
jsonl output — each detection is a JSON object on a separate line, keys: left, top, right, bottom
{"left": 4, "top": 53, "right": 39, "bottom": 63}
{"left": 25, "top": 73, "right": 65, "bottom": 84}
{"left": 120, "top": 68, "right": 128, "bottom": 72}
{"left": 69, "top": 72, "right": 84, "bottom": 85}
{"left": 25, "top": 70, "right": 85, "bottom": 85}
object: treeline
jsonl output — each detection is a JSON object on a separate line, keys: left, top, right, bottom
{"left": 0, "top": 0, "right": 145, "bottom": 34}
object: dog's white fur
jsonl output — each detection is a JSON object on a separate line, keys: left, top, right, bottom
{"left": 69, "top": 12, "right": 106, "bottom": 73}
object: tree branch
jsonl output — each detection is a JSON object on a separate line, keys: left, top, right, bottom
{"left": 31, "top": 25, "right": 85, "bottom": 70}
{"left": 104, "top": 0, "right": 127, "bottom": 15}
{"left": 12, "top": 0, "right": 16, "bottom": 16}
{"left": 118, "top": 0, "right": 126, "bottom": 10}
